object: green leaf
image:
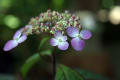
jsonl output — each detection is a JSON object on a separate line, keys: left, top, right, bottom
{"left": 38, "top": 37, "right": 53, "bottom": 55}
{"left": 39, "top": 37, "right": 50, "bottom": 50}
{"left": 21, "top": 53, "right": 41, "bottom": 78}
{"left": 76, "top": 69, "right": 109, "bottom": 80}
{"left": 56, "top": 64, "right": 84, "bottom": 80}
{"left": 40, "top": 49, "right": 52, "bottom": 56}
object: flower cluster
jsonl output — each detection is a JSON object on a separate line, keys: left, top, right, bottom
{"left": 3, "top": 10, "right": 92, "bottom": 51}
{"left": 50, "top": 31, "right": 69, "bottom": 50}
{"left": 50, "top": 27, "right": 91, "bottom": 51}
{"left": 3, "top": 25, "right": 32, "bottom": 51}
{"left": 3, "top": 29, "right": 27, "bottom": 51}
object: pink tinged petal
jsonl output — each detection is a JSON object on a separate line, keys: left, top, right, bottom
{"left": 50, "top": 38, "right": 58, "bottom": 46}
{"left": 3, "top": 40, "right": 18, "bottom": 51}
{"left": 58, "top": 42, "right": 69, "bottom": 50}
{"left": 67, "top": 27, "right": 79, "bottom": 38}
{"left": 25, "top": 25, "right": 32, "bottom": 29}
{"left": 17, "top": 34, "right": 27, "bottom": 43}
{"left": 80, "top": 30, "right": 92, "bottom": 39}
{"left": 71, "top": 37, "right": 85, "bottom": 51}
{"left": 54, "top": 31, "right": 63, "bottom": 39}
{"left": 13, "top": 30, "right": 22, "bottom": 40}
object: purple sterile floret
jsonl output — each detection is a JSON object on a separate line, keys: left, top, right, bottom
{"left": 71, "top": 37, "right": 85, "bottom": 51}
{"left": 67, "top": 27, "right": 92, "bottom": 51}
{"left": 3, "top": 29, "right": 27, "bottom": 51}
{"left": 80, "top": 30, "right": 92, "bottom": 40}
{"left": 54, "top": 31, "right": 63, "bottom": 39}
{"left": 13, "top": 30, "right": 21, "bottom": 40}
{"left": 50, "top": 31, "right": 69, "bottom": 50}
{"left": 17, "top": 34, "right": 27, "bottom": 43}
{"left": 66, "top": 27, "right": 79, "bottom": 38}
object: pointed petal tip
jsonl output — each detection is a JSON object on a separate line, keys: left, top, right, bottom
{"left": 3, "top": 40, "right": 18, "bottom": 51}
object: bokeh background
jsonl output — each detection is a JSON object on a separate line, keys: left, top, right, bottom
{"left": 0, "top": 0, "right": 120, "bottom": 80}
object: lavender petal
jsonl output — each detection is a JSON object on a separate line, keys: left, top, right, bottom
{"left": 66, "top": 27, "right": 79, "bottom": 38}
{"left": 71, "top": 37, "right": 85, "bottom": 51}
{"left": 50, "top": 38, "right": 58, "bottom": 46}
{"left": 54, "top": 31, "right": 62, "bottom": 39}
{"left": 17, "top": 34, "right": 27, "bottom": 43}
{"left": 13, "top": 30, "right": 22, "bottom": 40}
{"left": 25, "top": 25, "right": 32, "bottom": 29}
{"left": 57, "top": 36, "right": 67, "bottom": 42}
{"left": 80, "top": 30, "right": 92, "bottom": 39}
{"left": 58, "top": 42, "right": 69, "bottom": 50}
{"left": 61, "top": 36, "right": 67, "bottom": 41}
{"left": 3, "top": 40, "right": 18, "bottom": 51}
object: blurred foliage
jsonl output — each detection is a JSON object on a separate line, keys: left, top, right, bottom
{"left": 56, "top": 64, "right": 110, "bottom": 80}
{"left": 0, "top": 74, "right": 16, "bottom": 80}
{"left": 52, "top": 0, "right": 64, "bottom": 9}
{"left": 4, "top": 15, "right": 20, "bottom": 29}
{"left": 102, "top": 0, "right": 114, "bottom": 9}
{"left": 76, "top": 69, "right": 110, "bottom": 80}
{"left": 21, "top": 53, "right": 41, "bottom": 78}
{"left": 56, "top": 64, "right": 84, "bottom": 80}
{"left": 0, "top": 0, "right": 14, "bottom": 9}
{"left": 0, "top": 14, "right": 5, "bottom": 25}
{"left": 21, "top": 36, "right": 53, "bottom": 78}
{"left": 38, "top": 36, "right": 53, "bottom": 53}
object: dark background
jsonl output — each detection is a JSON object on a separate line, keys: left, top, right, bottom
{"left": 0, "top": 0, "right": 120, "bottom": 80}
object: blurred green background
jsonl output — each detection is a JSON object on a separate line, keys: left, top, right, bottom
{"left": 0, "top": 0, "right": 120, "bottom": 80}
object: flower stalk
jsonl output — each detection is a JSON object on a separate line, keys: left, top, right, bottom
{"left": 52, "top": 47, "right": 56, "bottom": 80}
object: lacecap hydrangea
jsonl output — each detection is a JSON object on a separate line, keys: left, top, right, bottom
{"left": 3, "top": 10, "right": 92, "bottom": 51}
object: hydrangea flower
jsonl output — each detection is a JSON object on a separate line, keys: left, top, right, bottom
{"left": 3, "top": 10, "right": 92, "bottom": 52}
{"left": 50, "top": 31, "right": 69, "bottom": 50}
{"left": 3, "top": 29, "right": 27, "bottom": 51}
{"left": 67, "top": 27, "right": 92, "bottom": 51}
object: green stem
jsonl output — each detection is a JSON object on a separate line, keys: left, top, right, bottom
{"left": 52, "top": 47, "right": 56, "bottom": 80}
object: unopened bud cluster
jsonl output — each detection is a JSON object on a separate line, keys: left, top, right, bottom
{"left": 24, "top": 10, "right": 81, "bottom": 35}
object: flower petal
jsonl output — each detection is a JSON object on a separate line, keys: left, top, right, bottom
{"left": 61, "top": 36, "right": 67, "bottom": 41}
{"left": 54, "top": 31, "right": 63, "bottom": 39}
{"left": 17, "top": 34, "right": 27, "bottom": 43}
{"left": 13, "top": 30, "right": 22, "bottom": 40}
{"left": 25, "top": 25, "right": 32, "bottom": 29}
{"left": 67, "top": 27, "right": 79, "bottom": 38}
{"left": 71, "top": 37, "right": 85, "bottom": 51}
{"left": 50, "top": 38, "right": 58, "bottom": 46}
{"left": 80, "top": 30, "right": 92, "bottom": 39}
{"left": 3, "top": 40, "right": 18, "bottom": 51}
{"left": 58, "top": 42, "right": 69, "bottom": 50}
